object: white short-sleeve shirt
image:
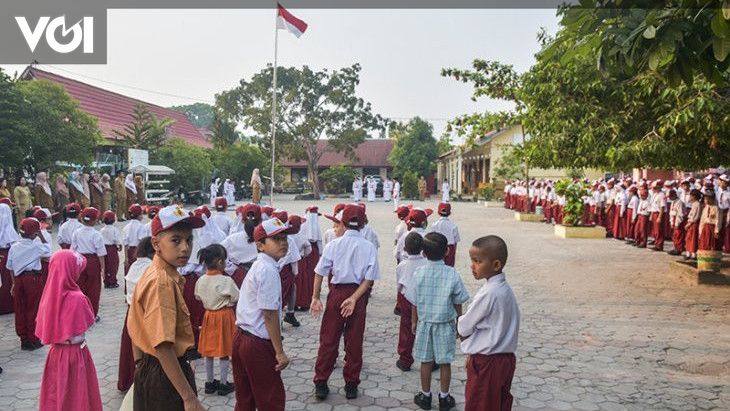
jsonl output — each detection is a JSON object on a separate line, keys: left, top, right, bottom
{"left": 100, "top": 224, "right": 122, "bottom": 246}
{"left": 235, "top": 253, "right": 282, "bottom": 339}
{"left": 71, "top": 225, "right": 107, "bottom": 256}
{"left": 57, "top": 219, "right": 82, "bottom": 245}
{"left": 315, "top": 229, "right": 380, "bottom": 284}
{"left": 430, "top": 217, "right": 461, "bottom": 245}
{"left": 122, "top": 219, "right": 143, "bottom": 247}
{"left": 6, "top": 238, "right": 51, "bottom": 275}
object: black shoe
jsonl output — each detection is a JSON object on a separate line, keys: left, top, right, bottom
{"left": 26, "top": 341, "right": 43, "bottom": 351}
{"left": 283, "top": 313, "right": 300, "bottom": 327}
{"left": 432, "top": 363, "right": 440, "bottom": 372}
{"left": 651, "top": 246, "right": 663, "bottom": 252}
{"left": 396, "top": 360, "right": 411, "bottom": 372}
{"left": 438, "top": 394, "right": 456, "bottom": 411}
{"left": 345, "top": 383, "right": 358, "bottom": 399}
{"left": 0, "top": 366, "right": 3, "bottom": 374}
{"left": 668, "top": 250, "right": 680, "bottom": 256}
{"left": 314, "top": 383, "right": 330, "bottom": 400}
{"left": 95, "top": 315, "right": 101, "bottom": 322}
{"left": 109, "top": 283, "right": 120, "bottom": 289}
{"left": 414, "top": 392, "right": 433, "bottom": 410}
{"left": 393, "top": 307, "right": 401, "bottom": 316}
{"left": 217, "top": 382, "right": 235, "bottom": 396}
{"left": 20, "top": 341, "right": 32, "bottom": 351}
{"left": 205, "top": 380, "right": 220, "bottom": 394}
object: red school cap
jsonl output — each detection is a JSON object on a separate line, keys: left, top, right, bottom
{"left": 438, "top": 202, "right": 451, "bottom": 216}
{"left": 253, "top": 218, "right": 289, "bottom": 242}
{"left": 19, "top": 218, "right": 41, "bottom": 236}
{"left": 151, "top": 205, "right": 205, "bottom": 236}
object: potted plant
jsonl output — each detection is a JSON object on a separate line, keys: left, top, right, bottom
{"left": 553, "top": 179, "right": 606, "bottom": 238}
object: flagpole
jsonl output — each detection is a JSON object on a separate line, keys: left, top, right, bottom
{"left": 269, "top": 6, "right": 279, "bottom": 207}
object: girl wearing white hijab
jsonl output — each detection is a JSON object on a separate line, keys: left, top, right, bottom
{"left": 124, "top": 174, "right": 137, "bottom": 207}
{"left": 0, "top": 203, "right": 20, "bottom": 314}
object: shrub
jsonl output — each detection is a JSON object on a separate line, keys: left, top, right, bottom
{"left": 476, "top": 182, "right": 496, "bottom": 201}
{"left": 320, "top": 165, "right": 356, "bottom": 194}
{"left": 151, "top": 138, "right": 212, "bottom": 192}
{"left": 402, "top": 171, "right": 419, "bottom": 199}
{"left": 554, "top": 179, "right": 589, "bottom": 226}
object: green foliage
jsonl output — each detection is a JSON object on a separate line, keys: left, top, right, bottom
{"left": 492, "top": 145, "right": 525, "bottom": 181}
{"left": 554, "top": 179, "right": 588, "bottom": 226}
{"left": 437, "top": 133, "right": 454, "bottom": 155}
{"left": 151, "top": 138, "right": 212, "bottom": 192}
{"left": 215, "top": 64, "right": 386, "bottom": 196}
{"left": 402, "top": 171, "right": 419, "bottom": 199}
{"left": 15, "top": 79, "right": 100, "bottom": 173}
{"left": 566, "top": 167, "right": 585, "bottom": 180}
{"left": 476, "top": 182, "right": 496, "bottom": 201}
{"left": 169, "top": 102, "right": 214, "bottom": 129}
{"left": 210, "top": 142, "right": 267, "bottom": 185}
{"left": 388, "top": 117, "right": 439, "bottom": 179}
{"left": 319, "top": 165, "right": 356, "bottom": 194}
{"left": 0, "top": 69, "right": 25, "bottom": 172}
{"left": 210, "top": 110, "right": 242, "bottom": 148}
{"left": 113, "top": 103, "right": 175, "bottom": 151}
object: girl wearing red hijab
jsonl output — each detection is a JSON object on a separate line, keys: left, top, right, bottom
{"left": 35, "top": 250, "right": 102, "bottom": 411}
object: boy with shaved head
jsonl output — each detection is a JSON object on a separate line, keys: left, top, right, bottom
{"left": 459, "top": 235, "right": 520, "bottom": 411}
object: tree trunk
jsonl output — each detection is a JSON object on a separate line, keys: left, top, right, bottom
{"left": 308, "top": 161, "right": 320, "bottom": 198}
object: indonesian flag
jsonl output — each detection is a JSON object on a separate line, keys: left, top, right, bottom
{"left": 277, "top": 4, "right": 308, "bottom": 38}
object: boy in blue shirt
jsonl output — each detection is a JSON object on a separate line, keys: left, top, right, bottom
{"left": 406, "top": 232, "right": 469, "bottom": 411}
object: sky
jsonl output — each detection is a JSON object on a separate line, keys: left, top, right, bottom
{"left": 1, "top": 8, "right": 560, "bottom": 141}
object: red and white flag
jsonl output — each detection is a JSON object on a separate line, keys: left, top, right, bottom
{"left": 277, "top": 4, "right": 308, "bottom": 38}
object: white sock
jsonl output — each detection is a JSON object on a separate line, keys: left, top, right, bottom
{"left": 205, "top": 357, "right": 214, "bottom": 383}
{"left": 439, "top": 391, "right": 449, "bottom": 398}
{"left": 220, "top": 358, "right": 230, "bottom": 384}
{"left": 421, "top": 391, "right": 431, "bottom": 397}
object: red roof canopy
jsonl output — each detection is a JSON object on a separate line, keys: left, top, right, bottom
{"left": 22, "top": 67, "right": 211, "bottom": 148}
{"left": 281, "top": 139, "right": 394, "bottom": 168}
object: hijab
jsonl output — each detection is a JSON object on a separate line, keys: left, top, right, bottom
{"left": 0, "top": 203, "right": 19, "bottom": 247}
{"left": 35, "top": 250, "right": 95, "bottom": 345}
{"left": 250, "top": 169, "right": 262, "bottom": 186}
{"left": 90, "top": 174, "right": 103, "bottom": 193}
{"left": 100, "top": 173, "right": 112, "bottom": 191}
{"left": 125, "top": 174, "right": 137, "bottom": 194}
{"left": 55, "top": 175, "right": 69, "bottom": 197}
{"left": 80, "top": 173, "right": 91, "bottom": 199}
{"left": 36, "top": 172, "right": 52, "bottom": 196}
{"left": 68, "top": 171, "right": 85, "bottom": 195}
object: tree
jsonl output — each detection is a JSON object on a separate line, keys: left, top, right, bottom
{"left": 113, "top": 103, "right": 175, "bottom": 151}
{"left": 437, "top": 133, "right": 454, "bottom": 155}
{"left": 492, "top": 145, "right": 525, "bottom": 181}
{"left": 169, "top": 102, "right": 214, "bottom": 129}
{"left": 16, "top": 79, "right": 101, "bottom": 173}
{"left": 546, "top": 2, "right": 730, "bottom": 87}
{"left": 215, "top": 64, "right": 386, "bottom": 197}
{"left": 210, "top": 142, "right": 268, "bottom": 185}
{"left": 151, "top": 138, "right": 212, "bottom": 192}
{"left": 209, "top": 110, "right": 242, "bottom": 148}
{"left": 388, "top": 117, "right": 440, "bottom": 179}
{"left": 402, "top": 171, "right": 419, "bottom": 200}
{"left": 319, "top": 165, "right": 356, "bottom": 194}
{"left": 0, "top": 69, "right": 25, "bottom": 173}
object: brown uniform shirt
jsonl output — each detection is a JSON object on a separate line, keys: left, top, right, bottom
{"left": 127, "top": 255, "right": 195, "bottom": 358}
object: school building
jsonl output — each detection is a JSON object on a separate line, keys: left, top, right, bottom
{"left": 280, "top": 139, "right": 394, "bottom": 188}
{"left": 437, "top": 124, "right": 605, "bottom": 195}
{"left": 19, "top": 66, "right": 211, "bottom": 174}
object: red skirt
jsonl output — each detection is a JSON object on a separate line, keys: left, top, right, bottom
{"left": 685, "top": 222, "right": 699, "bottom": 253}
{"left": 672, "top": 226, "right": 685, "bottom": 253}
{"left": 699, "top": 223, "right": 719, "bottom": 251}
{"left": 0, "top": 247, "right": 14, "bottom": 314}
{"left": 183, "top": 274, "right": 205, "bottom": 346}
{"left": 295, "top": 243, "right": 319, "bottom": 309}
{"left": 280, "top": 265, "right": 295, "bottom": 309}
{"left": 40, "top": 344, "right": 102, "bottom": 411}
{"left": 612, "top": 209, "right": 624, "bottom": 239}
{"left": 624, "top": 209, "right": 634, "bottom": 240}
{"left": 104, "top": 245, "right": 120, "bottom": 286}
{"left": 605, "top": 204, "right": 615, "bottom": 232}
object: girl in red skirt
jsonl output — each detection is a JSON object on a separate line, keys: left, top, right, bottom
{"left": 295, "top": 206, "right": 322, "bottom": 311}
{"left": 195, "top": 244, "right": 239, "bottom": 396}
{"left": 667, "top": 190, "right": 685, "bottom": 256}
{"left": 100, "top": 211, "right": 122, "bottom": 288}
{"left": 624, "top": 187, "right": 639, "bottom": 243}
{"left": 684, "top": 190, "right": 702, "bottom": 260}
{"left": 699, "top": 190, "right": 722, "bottom": 251}
{"left": 36, "top": 250, "right": 102, "bottom": 411}
{"left": 0, "top": 203, "right": 19, "bottom": 315}
{"left": 612, "top": 185, "right": 626, "bottom": 240}
{"left": 634, "top": 189, "right": 651, "bottom": 248}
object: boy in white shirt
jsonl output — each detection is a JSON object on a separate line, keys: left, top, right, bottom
{"left": 211, "top": 197, "right": 232, "bottom": 234}
{"left": 58, "top": 203, "right": 82, "bottom": 249}
{"left": 100, "top": 210, "right": 122, "bottom": 288}
{"left": 430, "top": 203, "right": 460, "bottom": 267}
{"left": 395, "top": 232, "right": 427, "bottom": 372}
{"left": 122, "top": 203, "right": 144, "bottom": 274}
{"left": 137, "top": 205, "right": 160, "bottom": 239}
{"left": 459, "top": 235, "right": 520, "bottom": 411}
{"left": 71, "top": 207, "right": 107, "bottom": 317}
{"left": 271, "top": 210, "right": 302, "bottom": 327}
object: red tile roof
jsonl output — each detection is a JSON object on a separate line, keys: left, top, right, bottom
{"left": 22, "top": 67, "right": 211, "bottom": 148}
{"left": 281, "top": 139, "right": 394, "bottom": 168}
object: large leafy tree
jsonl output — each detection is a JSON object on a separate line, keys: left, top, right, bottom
{"left": 151, "top": 138, "right": 212, "bottom": 192}
{"left": 388, "top": 117, "right": 440, "bottom": 179}
{"left": 113, "top": 103, "right": 175, "bottom": 151}
{"left": 16, "top": 79, "right": 101, "bottom": 173}
{"left": 215, "top": 64, "right": 386, "bottom": 196}
{"left": 211, "top": 142, "right": 268, "bottom": 185}
{"left": 0, "top": 69, "right": 26, "bottom": 173}
{"left": 169, "top": 102, "right": 215, "bottom": 129}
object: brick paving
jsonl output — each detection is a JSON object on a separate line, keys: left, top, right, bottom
{"left": 0, "top": 198, "right": 728, "bottom": 410}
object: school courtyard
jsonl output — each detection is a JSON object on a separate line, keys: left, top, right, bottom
{"left": 0, "top": 197, "right": 728, "bottom": 411}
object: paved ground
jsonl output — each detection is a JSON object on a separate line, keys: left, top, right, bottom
{"left": 0, "top": 197, "right": 728, "bottom": 410}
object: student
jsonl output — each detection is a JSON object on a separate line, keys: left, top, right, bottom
{"left": 7, "top": 217, "right": 51, "bottom": 350}
{"left": 127, "top": 205, "right": 206, "bottom": 411}
{"left": 221, "top": 204, "right": 261, "bottom": 287}
{"left": 699, "top": 190, "right": 721, "bottom": 251}
{"left": 71, "top": 207, "right": 107, "bottom": 318}
{"left": 32, "top": 207, "right": 55, "bottom": 283}
{"left": 271, "top": 210, "right": 302, "bottom": 327}
{"left": 684, "top": 190, "right": 702, "bottom": 260}
{"left": 118, "top": 237, "right": 154, "bottom": 392}
{"left": 295, "top": 206, "right": 322, "bottom": 311}
{"left": 383, "top": 177, "right": 393, "bottom": 202}
{"left": 0, "top": 203, "right": 19, "bottom": 315}
{"left": 395, "top": 232, "right": 427, "bottom": 372}
{"left": 194, "top": 244, "right": 239, "bottom": 397}
{"left": 357, "top": 203, "right": 380, "bottom": 249}
{"left": 406, "top": 232, "right": 469, "bottom": 411}
{"left": 634, "top": 189, "right": 651, "bottom": 248}
{"left": 625, "top": 186, "right": 639, "bottom": 244}
{"left": 393, "top": 177, "right": 401, "bottom": 209}
{"left": 459, "top": 235, "right": 520, "bottom": 411}
{"left": 394, "top": 208, "right": 432, "bottom": 262}
{"left": 323, "top": 203, "right": 346, "bottom": 247}
{"left": 668, "top": 189, "right": 685, "bottom": 256}
{"left": 717, "top": 174, "right": 730, "bottom": 253}
{"left": 122, "top": 203, "right": 144, "bottom": 274}
{"left": 311, "top": 204, "right": 380, "bottom": 400}
{"left": 138, "top": 205, "right": 161, "bottom": 239}
{"left": 232, "top": 218, "right": 291, "bottom": 411}
{"left": 650, "top": 181, "right": 667, "bottom": 251}
{"left": 261, "top": 206, "right": 274, "bottom": 221}
{"left": 211, "top": 197, "right": 232, "bottom": 234}
{"left": 612, "top": 184, "right": 627, "bottom": 240}
{"left": 100, "top": 211, "right": 122, "bottom": 288}
{"left": 287, "top": 214, "right": 313, "bottom": 312}
{"left": 430, "top": 203, "right": 461, "bottom": 267}
{"left": 394, "top": 205, "right": 412, "bottom": 262}
{"left": 366, "top": 177, "right": 377, "bottom": 202}
{"left": 58, "top": 203, "right": 82, "bottom": 249}
{"left": 441, "top": 179, "right": 450, "bottom": 203}
{"left": 35, "top": 250, "right": 102, "bottom": 411}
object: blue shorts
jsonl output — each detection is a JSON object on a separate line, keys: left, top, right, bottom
{"left": 413, "top": 321, "right": 457, "bottom": 364}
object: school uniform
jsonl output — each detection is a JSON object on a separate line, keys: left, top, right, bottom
{"left": 458, "top": 273, "right": 520, "bottom": 411}
{"left": 7, "top": 237, "right": 51, "bottom": 345}
{"left": 296, "top": 210, "right": 322, "bottom": 309}
{"left": 221, "top": 232, "right": 258, "bottom": 288}
{"left": 605, "top": 186, "right": 616, "bottom": 233}
{"left": 625, "top": 194, "right": 639, "bottom": 241}
{"left": 669, "top": 198, "right": 685, "bottom": 253}
{"left": 394, "top": 221, "right": 408, "bottom": 259}
{"left": 278, "top": 236, "right": 302, "bottom": 311}
{"left": 395, "top": 254, "right": 427, "bottom": 370}
{"left": 210, "top": 212, "right": 232, "bottom": 235}
{"left": 634, "top": 198, "right": 651, "bottom": 247}
{"left": 313, "top": 229, "right": 380, "bottom": 387}
{"left": 441, "top": 182, "right": 450, "bottom": 203}
{"left": 361, "top": 224, "right": 380, "bottom": 249}
{"left": 650, "top": 190, "right": 667, "bottom": 250}
{"left": 36, "top": 227, "right": 53, "bottom": 284}
{"left": 394, "top": 227, "right": 426, "bottom": 262}
{"left": 684, "top": 201, "right": 701, "bottom": 255}
{"left": 392, "top": 181, "right": 401, "bottom": 209}
{"left": 100, "top": 224, "right": 122, "bottom": 287}
{"left": 503, "top": 184, "right": 512, "bottom": 209}
{"left": 179, "top": 263, "right": 206, "bottom": 348}
{"left": 717, "top": 187, "right": 730, "bottom": 252}
{"left": 195, "top": 270, "right": 239, "bottom": 358}
{"left": 118, "top": 257, "right": 151, "bottom": 391}
{"left": 122, "top": 219, "right": 143, "bottom": 274}
{"left": 58, "top": 218, "right": 82, "bottom": 249}
{"left": 232, "top": 253, "right": 286, "bottom": 411}
{"left": 699, "top": 204, "right": 721, "bottom": 251}
{"left": 323, "top": 228, "right": 337, "bottom": 247}
{"left": 71, "top": 225, "right": 107, "bottom": 315}
{"left": 430, "top": 217, "right": 461, "bottom": 267}
{"left": 0, "top": 203, "right": 19, "bottom": 314}
{"left": 612, "top": 190, "right": 627, "bottom": 240}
